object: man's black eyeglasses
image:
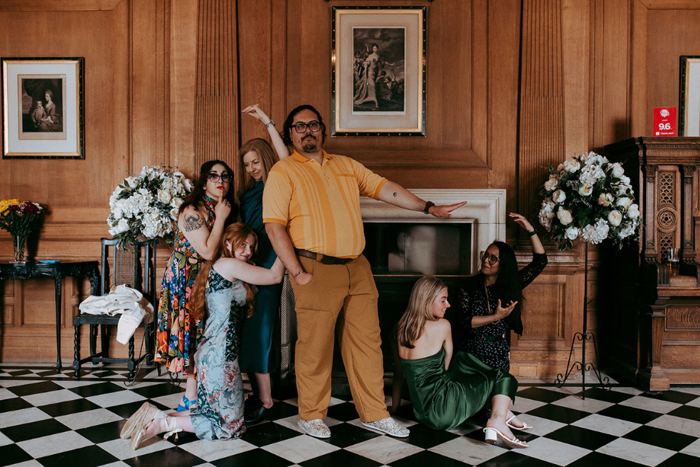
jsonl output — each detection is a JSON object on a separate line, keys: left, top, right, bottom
{"left": 292, "top": 121, "right": 322, "bottom": 134}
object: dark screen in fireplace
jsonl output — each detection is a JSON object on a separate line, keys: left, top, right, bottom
{"left": 328, "top": 222, "right": 474, "bottom": 393}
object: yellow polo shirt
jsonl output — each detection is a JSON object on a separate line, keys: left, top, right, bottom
{"left": 263, "top": 150, "right": 386, "bottom": 258}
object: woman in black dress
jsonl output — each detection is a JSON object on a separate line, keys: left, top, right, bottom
{"left": 456, "top": 212, "right": 546, "bottom": 429}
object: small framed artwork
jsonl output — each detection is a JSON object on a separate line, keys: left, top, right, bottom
{"left": 332, "top": 6, "right": 426, "bottom": 136}
{"left": 2, "top": 57, "right": 84, "bottom": 159}
{"left": 680, "top": 56, "right": 700, "bottom": 137}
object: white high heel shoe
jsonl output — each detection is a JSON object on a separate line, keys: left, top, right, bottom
{"left": 506, "top": 415, "right": 533, "bottom": 431}
{"left": 483, "top": 427, "right": 528, "bottom": 449}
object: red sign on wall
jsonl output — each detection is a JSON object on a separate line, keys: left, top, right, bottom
{"left": 653, "top": 107, "right": 677, "bottom": 136}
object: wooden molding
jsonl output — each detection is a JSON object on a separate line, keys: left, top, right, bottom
{"left": 0, "top": 0, "right": 123, "bottom": 12}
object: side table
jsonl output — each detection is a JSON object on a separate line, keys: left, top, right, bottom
{"left": 0, "top": 261, "right": 100, "bottom": 371}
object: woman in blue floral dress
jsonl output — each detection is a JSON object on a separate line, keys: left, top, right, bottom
{"left": 122, "top": 223, "right": 285, "bottom": 448}
{"left": 154, "top": 160, "right": 236, "bottom": 411}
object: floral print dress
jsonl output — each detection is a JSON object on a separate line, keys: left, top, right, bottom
{"left": 456, "top": 253, "right": 548, "bottom": 372}
{"left": 154, "top": 196, "right": 216, "bottom": 374}
{"left": 189, "top": 266, "right": 248, "bottom": 440}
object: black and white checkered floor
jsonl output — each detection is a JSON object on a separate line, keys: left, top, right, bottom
{"left": 1, "top": 365, "right": 700, "bottom": 466}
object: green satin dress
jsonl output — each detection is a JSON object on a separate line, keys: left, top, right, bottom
{"left": 400, "top": 348, "right": 518, "bottom": 431}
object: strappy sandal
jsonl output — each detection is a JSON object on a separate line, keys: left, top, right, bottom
{"left": 506, "top": 414, "right": 533, "bottom": 431}
{"left": 176, "top": 395, "right": 196, "bottom": 412}
{"left": 120, "top": 402, "right": 157, "bottom": 439}
{"left": 130, "top": 405, "right": 182, "bottom": 450}
{"left": 483, "top": 427, "right": 528, "bottom": 449}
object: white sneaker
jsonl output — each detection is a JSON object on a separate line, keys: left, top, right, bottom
{"left": 298, "top": 418, "right": 331, "bottom": 438}
{"left": 362, "top": 417, "right": 409, "bottom": 438}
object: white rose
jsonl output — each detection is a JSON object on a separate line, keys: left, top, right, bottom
{"left": 579, "top": 184, "right": 593, "bottom": 196}
{"left": 157, "top": 189, "right": 171, "bottom": 204}
{"left": 619, "top": 224, "right": 635, "bottom": 239}
{"left": 170, "top": 207, "right": 179, "bottom": 220}
{"left": 627, "top": 204, "right": 640, "bottom": 219}
{"left": 183, "top": 179, "right": 193, "bottom": 191}
{"left": 598, "top": 193, "right": 613, "bottom": 206}
{"left": 557, "top": 207, "right": 573, "bottom": 225}
{"left": 608, "top": 210, "right": 622, "bottom": 226}
{"left": 563, "top": 159, "right": 580, "bottom": 173}
{"left": 620, "top": 175, "right": 631, "bottom": 185}
{"left": 171, "top": 197, "right": 184, "bottom": 209}
{"left": 557, "top": 163, "right": 565, "bottom": 172}
{"left": 553, "top": 189, "right": 566, "bottom": 204}
{"left": 565, "top": 227, "right": 579, "bottom": 240}
{"left": 544, "top": 174, "right": 559, "bottom": 192}
{"left": 611, "top": 163, "right": 624, "bottom": 178}
{"left": 617, "top": 197, "right": 632, "bottom": 209}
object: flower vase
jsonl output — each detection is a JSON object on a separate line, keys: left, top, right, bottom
{"left": 11, "top": 234, "right": 27, "bottom": 264}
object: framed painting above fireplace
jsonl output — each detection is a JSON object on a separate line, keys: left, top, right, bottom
{"left": 331, "top": 6, "right": 426, "bottom": 136}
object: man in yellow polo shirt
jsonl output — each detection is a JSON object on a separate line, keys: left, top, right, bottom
{"left": 263, "top": 104, "right": 466, "bottom": 439}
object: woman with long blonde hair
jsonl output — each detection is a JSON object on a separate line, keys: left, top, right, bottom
{"left": 121, "top": 223, "right": 284, "bottom": 449}
{"left": 396, "top": 276, "right": 528, "bottom": 449}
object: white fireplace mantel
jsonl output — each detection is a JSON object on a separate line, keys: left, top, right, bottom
{"left": 360, "top": 189, "right": 506, "bottom": 273}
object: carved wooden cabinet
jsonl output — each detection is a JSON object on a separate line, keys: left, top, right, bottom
{"left": 604, "top": 137, "right": 700, "bottom": 390}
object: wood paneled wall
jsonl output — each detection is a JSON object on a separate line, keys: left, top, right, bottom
{"left": 2, "top": 0, "right": 700, "bottom": 381}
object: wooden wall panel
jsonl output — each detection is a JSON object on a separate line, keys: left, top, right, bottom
{"left": 647, "top": 9, "right": 700, "bottom": 127}
{"left": 630, "top": 0, "right": 700, "bottom": 137}
{"left": 193, "top": 0, "right": 239, "bottom": 169}
{"left": 169, "top": 0, "right": 197, "bottom": 174}
{"left": 517, "top": 0, "right": 564, "bottom": 221}
{"left": 0, "top": 0, "right": 172, "bottom": 363}
{"left": 593, "top": 0, "right": 630, "bottom": 148}
{"left": 487, "top": 0, "right": 521, "bottom": 215}
{"left": 520, "top": 280, "right": 565, "bottom": 339}
{"left": 238, "top": 0, "right": 274, "bottom": 144}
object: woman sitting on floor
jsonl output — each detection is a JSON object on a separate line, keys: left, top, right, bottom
{"left": 396, "top": 276, "right": 528, "bottom": 448}
{"left": 120, "top": 223, "right": 285, "bottom": 449}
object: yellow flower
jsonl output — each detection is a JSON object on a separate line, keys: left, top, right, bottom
{"left": 0, "top": 199, "right": 22, "bottom": 217}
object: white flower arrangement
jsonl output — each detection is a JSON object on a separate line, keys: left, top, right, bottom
{"left": 108, "top": 166, "right": 192, "bottom": 249}
{"left": 539, "top": 152, "right": 640, "bottom": 250}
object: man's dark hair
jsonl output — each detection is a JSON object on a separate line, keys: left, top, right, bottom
{"left": 282, "top": 104, "right": 327, "bottom": 147}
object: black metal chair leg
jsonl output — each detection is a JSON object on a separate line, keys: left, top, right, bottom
{"left": 73, "top": 323, "right": 81, "bottom": 378}
{"left": 128, "top": 336, "right": 136, "bottom": 382}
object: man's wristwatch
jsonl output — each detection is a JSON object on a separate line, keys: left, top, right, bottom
{"left": 265, "top": 120, "right": 275, "bottom": 128}
{"left": 423, "top": 201, "right": 435, "bottom": 214}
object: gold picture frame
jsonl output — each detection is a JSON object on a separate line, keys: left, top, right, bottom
{"left": 680, "top": 56, "right": 700, "bottom": 137}
{"left": 2, "top": 57, "right": 84, "bottom": 159}
{"left": 331, "top": 6, "right": 426, "bottom": 136}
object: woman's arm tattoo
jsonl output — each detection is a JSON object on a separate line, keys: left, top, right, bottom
{"left": 184, "top": 213, "right": 203, "bottom": 232}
